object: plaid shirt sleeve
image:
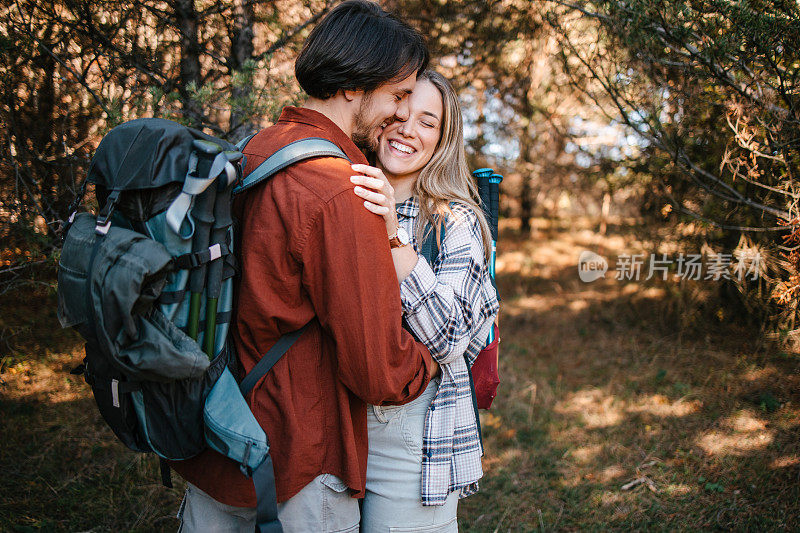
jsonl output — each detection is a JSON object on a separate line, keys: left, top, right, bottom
{"left": 400, "top": 203, "right": 498, "bottom": 365}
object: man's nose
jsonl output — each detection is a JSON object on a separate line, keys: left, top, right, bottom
{"left": 395, "top": 97, "right": 410, "bottom": 122}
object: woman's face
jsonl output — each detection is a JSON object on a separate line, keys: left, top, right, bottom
{"left": 376, "top": 79, "right": 443, "bottom": 180}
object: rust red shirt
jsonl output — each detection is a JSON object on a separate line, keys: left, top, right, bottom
{"left": 169, "top": 107, "right": 433, "bottom": 506}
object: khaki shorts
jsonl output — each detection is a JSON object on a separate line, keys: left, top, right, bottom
{"left": 178, "top": 474, "right": 360, "bottom": 533}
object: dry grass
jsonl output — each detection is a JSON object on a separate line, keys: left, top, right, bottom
{"left": 0, "top": 287, "right": 185, "bottom": 532}
{"left": 2, "top": 216, "right": 799, "bottom": 531}
{"left": 461, "top": 217, "right": 800, "bottom": 531}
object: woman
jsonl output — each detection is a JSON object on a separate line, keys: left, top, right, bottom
{"left": 350, "top": 70, "right": 500, "bottom": 531}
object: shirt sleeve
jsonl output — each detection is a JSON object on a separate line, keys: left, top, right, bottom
{"left": 299, "top": 187, "right": 433, "bottom": 406}
{"left": 399, "top": 207, "right": 499, "bottom": 365}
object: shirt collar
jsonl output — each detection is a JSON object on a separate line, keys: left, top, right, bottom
{"left": 276, "top": 106, "right": 368, "bottom": 165}
{"left": 396, "top": 196, "right": 419, "bottom": 219}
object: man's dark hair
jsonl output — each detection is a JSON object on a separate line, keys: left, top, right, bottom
{"left": 296, "top": 0, "right": 429, "bottom": 99}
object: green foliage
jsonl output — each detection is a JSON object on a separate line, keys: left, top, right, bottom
{"left": 3, "top": 0, "right": 798, "bottom": 339}
{"left": 547, "top": 0, "right": 800, "bottom": 341}
{"left": 699, "top": 475, "right": 725, "bottom": 492}
{"left": 758, "top": 391, "right": 781, "bottom": 412}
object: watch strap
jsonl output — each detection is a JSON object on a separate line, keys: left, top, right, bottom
{"left": 389, "top": 226, "right": 410, "bottom": 248}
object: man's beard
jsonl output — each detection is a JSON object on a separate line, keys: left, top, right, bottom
{"left": 351, "top": 93, "right": 381, "bottom": 153}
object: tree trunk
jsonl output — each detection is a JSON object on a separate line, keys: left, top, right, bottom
{"left": 599, "top": 190, "right": 611, "bottom": 235}
{"left": 173, "top": 0, "right": 202, "bottom": 127}
{"left": 30, "top": 27, "right": 59, "bottom": 231}
{"left": 518, "top": 114, "right": 535, "bottom": 234}
{"left": 229, "top": 0, "right": 256, "bottom": 139}
{"left": 519, "top": 172, "right": 533, "bottom": 233}
{"left": 468, "top": 89, "right": 487, "bottom": 157}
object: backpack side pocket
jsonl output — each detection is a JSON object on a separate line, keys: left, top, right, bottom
{"left": 131, "top": 341, "right": 229, "bottom": 461}
{"left": 82, "top": 340, "right": 149, "bottom": 453}
{"left": 203, "top": 366, "right": 269, "bottom": 474}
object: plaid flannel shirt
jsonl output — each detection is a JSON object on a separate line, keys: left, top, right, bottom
{"left": 397, "top": 197, "right": 500, "bottom": 506}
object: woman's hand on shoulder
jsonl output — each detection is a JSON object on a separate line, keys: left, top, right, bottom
{"left": 350, "top": 164, "right": 399, "bottom": 238}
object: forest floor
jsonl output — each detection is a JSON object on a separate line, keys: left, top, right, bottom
{"left": 2, "top": 216, "right": 799, "bottom": 531}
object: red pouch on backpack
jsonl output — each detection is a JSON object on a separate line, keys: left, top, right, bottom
{"left": 471, "top": 324, "right": 500, "bottom": 409}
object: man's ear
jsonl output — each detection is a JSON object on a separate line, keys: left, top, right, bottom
{"left": 342, "top": 88, "right": 363, "bottom": 102}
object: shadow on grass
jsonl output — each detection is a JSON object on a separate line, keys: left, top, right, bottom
{"left": 0, "top": 286, "right": 183, "bottom": 532}
{"left": 0, "top": 392, "right": 184, "bottom": 532}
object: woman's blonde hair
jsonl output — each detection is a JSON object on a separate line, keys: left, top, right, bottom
{"left": 413, "top": 70, "right": 492, "bottom": 261}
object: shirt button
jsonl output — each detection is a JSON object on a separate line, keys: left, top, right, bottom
{"left": 426, "top": 451, "right": 433, "bottom": 458}
{"left": 430, "top": 405, "right": 435, "bottom": 411}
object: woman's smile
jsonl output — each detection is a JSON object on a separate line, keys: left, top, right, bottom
{"left": 388, "top": 139, "right": 417, "bottom": 155}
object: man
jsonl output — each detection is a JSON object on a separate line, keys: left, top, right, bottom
{"left": 171, "top": 1, "right": 437, "bottom": 531}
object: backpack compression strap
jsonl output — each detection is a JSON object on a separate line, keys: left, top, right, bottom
{"left": 239, "top": 321, "right": 313, "bottom": 397}
{"left": 233, "top": 137, "right": 349, "bottom": 196}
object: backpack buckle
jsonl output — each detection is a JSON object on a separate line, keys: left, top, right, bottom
{"left": 95, "top": 220, "right": 112, "bottom": 235}
{"left": 95, "top": 190, "right": 120, "bottom": 235}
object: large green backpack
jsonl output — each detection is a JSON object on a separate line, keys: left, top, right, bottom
{"left": 57, "top": 118, "right": 348, "bottom": 533}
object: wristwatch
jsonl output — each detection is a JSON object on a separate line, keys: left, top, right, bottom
{"left": 389, "top": 227, "right": 410, "bottom": 249}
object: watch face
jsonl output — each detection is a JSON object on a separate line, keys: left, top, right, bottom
{"left": 396, "top": 227, "right": 410, "bottom": 245}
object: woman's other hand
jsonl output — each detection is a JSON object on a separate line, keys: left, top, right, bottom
{"left": 351, "top": 164, "right": 399, "bottom": 238}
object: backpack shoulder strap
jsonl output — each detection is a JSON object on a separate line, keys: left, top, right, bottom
{"left": 419, "top": 215, "right": 448, "bottom": 266}
{"left": 233, "top": 137, "right": 349, "bottom": 196}
{"left": 235, "top": 132, "right": 257, "bottom": 151}
{"left": 231, "top": 138, "right": 349, "bottom": 397}
{"left": 233, "top": 137, "right": 348, "bottom": 394}
{"left": 239, "top": 320, "right": 313, "bottom": 397}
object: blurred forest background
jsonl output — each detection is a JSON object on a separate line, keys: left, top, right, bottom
{"left": 2, "top": 0, "right": 800, "bottom": 530}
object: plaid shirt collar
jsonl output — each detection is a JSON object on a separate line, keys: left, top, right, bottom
{"left": 395, "top": 196, "right": 419, "bottom": 219}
